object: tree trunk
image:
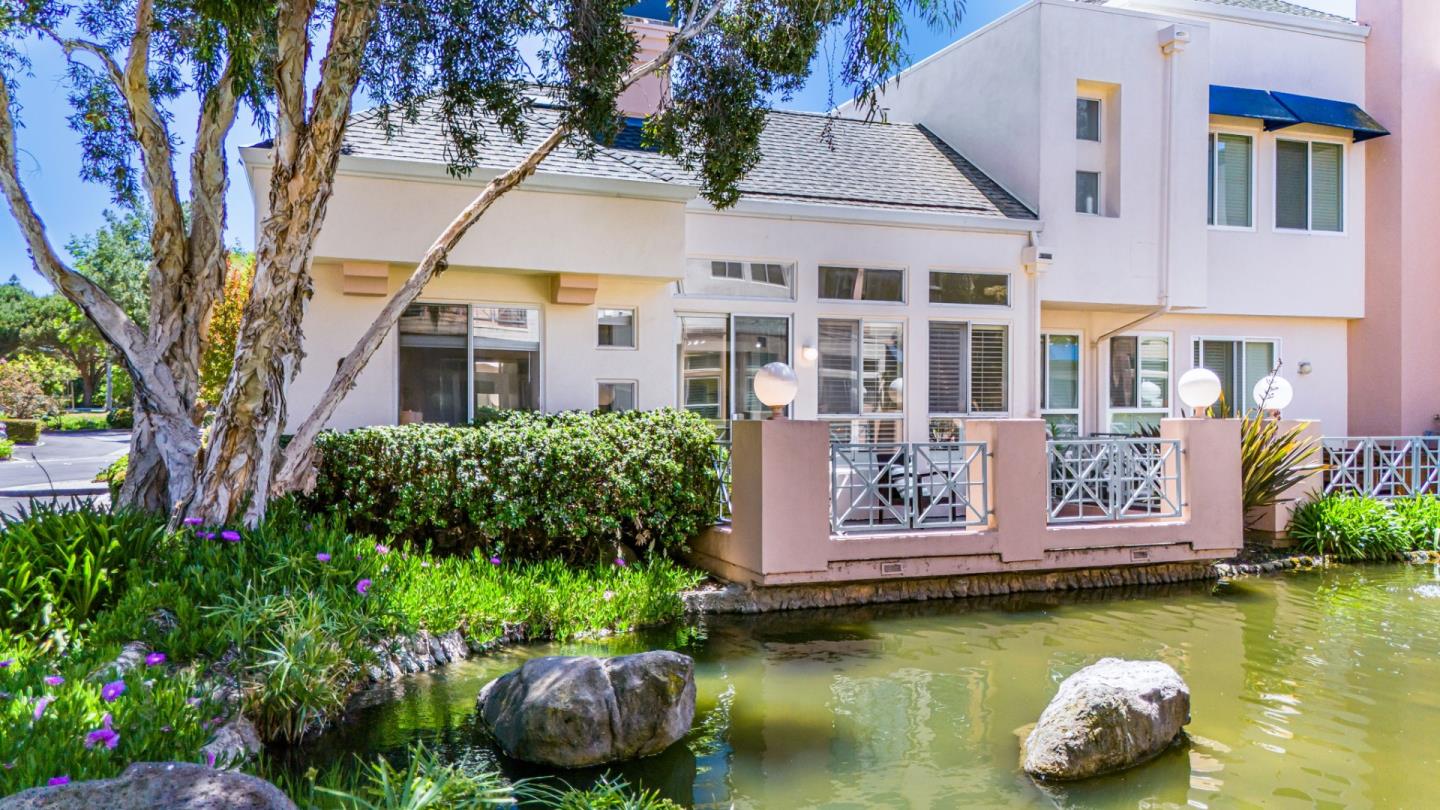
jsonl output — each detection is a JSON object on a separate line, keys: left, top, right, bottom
{"left": 79, "top": 374, "right": 96, "bottom": 409}
{"left": 119, "top": 410, "right": 170, "bottom": 512}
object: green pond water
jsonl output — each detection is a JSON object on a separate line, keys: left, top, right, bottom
{"left": 279, "top": 564, "right": 1440, "bottom": 808}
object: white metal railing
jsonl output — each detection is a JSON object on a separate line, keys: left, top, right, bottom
{"left": 1047, "top": 437, "right": 1183, "bottom": 523}
{"left": 830, "top": 442, "right": 989, "bottom": 534}
{"left": 1322, "top": 436, "right": 1440, "bottom": 499}
{"left": 712, "top": 440, "right": 732, "bottom": 524}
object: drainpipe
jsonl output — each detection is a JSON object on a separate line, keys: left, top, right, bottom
{"left": 1024, "top": 229, "right": 1045, "bottom": 419}
{"left": 1092, "top": 24, "right": 1190, "bottom": 429}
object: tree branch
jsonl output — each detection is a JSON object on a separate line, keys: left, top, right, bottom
{"left": 272, "top": 0, "right": 318, "bottom": 174}
{"left": 188, "top": 57, "right": 240, "bottom": 343}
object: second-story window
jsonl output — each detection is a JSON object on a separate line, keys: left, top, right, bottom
{"left": 1276, "top": 139, "right": 1343, "bottom": 232}
{"left": 819, "top": 266, "right": 905, "bottom": 303}
{"left": 1208, "top": 133, "right": 1253, "bottom": 228}
{"left": 1075, "top": 171, "right": 1100, "bottom": 215}
{"left": 1076, "top": 98, "right": 1101, "bottom": 141}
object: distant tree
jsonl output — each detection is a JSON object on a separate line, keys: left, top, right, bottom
{"left": 66, "top": 208, "right": 151, "bottom": 327}
{"left": 0, "top": 357, "right": 56, "bottom": 418}
{"left": 199, "top": 251, "right": 252, "bottom": 410}
{"left": 9, "top": 351, "right": 78, "bottom": 400}
{"left": 0, "top": 275, "right": 35, "bottom": 357}
{"left": 19, "top": 295, "right": 107, "bottom": 406}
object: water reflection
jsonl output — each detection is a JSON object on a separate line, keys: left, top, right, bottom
{"left": 277, "top": 565, "right": 1440, "bottom": 808}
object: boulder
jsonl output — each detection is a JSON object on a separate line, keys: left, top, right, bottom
{"left": 476, "top": 651, "right": 695, "bottom": 768}
{"left": 200, "top": 716, "right": 263, "bottom": 769}
{"left": 0, "top": 762, "right": 296, "bottom": 809}
{"left": 1023, "top": 658, "right": 1190, "bottom": 781}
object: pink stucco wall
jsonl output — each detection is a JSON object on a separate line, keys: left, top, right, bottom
{"left": 690, "top": 418, "right": 1242, "bottom": 586}
{"left": 1350, "top": 0, "right": 1440, "bottom": 436}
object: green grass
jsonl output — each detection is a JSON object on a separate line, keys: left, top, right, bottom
{"left": 41, "top": 412, "right": 113, "bottom": 432}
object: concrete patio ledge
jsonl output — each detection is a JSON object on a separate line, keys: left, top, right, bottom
{"left": 0, "top": 479, "right": 110, "bottom": 497}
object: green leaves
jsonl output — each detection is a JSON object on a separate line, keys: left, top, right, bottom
{"left": 1288, "top": 493, "right": 1440, "bottom": 561}
{"left": 1241, "top": 412, "right": 1324, "bottom": 515}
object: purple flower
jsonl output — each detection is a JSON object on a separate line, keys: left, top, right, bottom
{"left": 420, "top": 561, "right": 431, "bottom": 568}
{"left": 205, "top": 751, "right": 217, "bottom": 768}
{"left": 183, "top": 517, "right": 203, "bottom": 526}
{"left": 85, "top": 714, "right": 119, "bottom": 750}
{"left": 0, "top": 659, "right": 12, "bottom": 668}
{"left": 160, "top": 725, "right": 172, "bottom": 733}
{"left": 32, "top": 695, "right": 53, "bottom": 720}
{"left": 375, "top": 544, "right": 390, "bottom": 555}
{"left": 186, "top": 697, "right": 202, "bottom": 708}
{"left": 144, "top": 652, "right": 166, "bottom": 667}
{"left": 100, "top": 680, "right": 125, "bottom": 702}
{"left": 198, "top": 531, "right": 216, "bottom": 540}
{"left": 43, "top": 675, "right": 64, "bottom": 686}
{"left": 614, "top": 557, "right": 627, "bottom": 567}
{"left": 220, "top": 530, "right": 241, "bottom": 543}
{"left": 316, "top": 552, "right": 331, "bottom": 563}
{"left": 489, "top": 556, "right": 501, "bottom": 565}
{"left": 356, "top": 579, "right": 372, "bottom": 596}
{"left": 47, "top": 776, "right": 69, "bottom": 787}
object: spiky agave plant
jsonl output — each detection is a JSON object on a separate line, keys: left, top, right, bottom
{"left": 1241, "top": 411, "right": 1324, "bottom": 517}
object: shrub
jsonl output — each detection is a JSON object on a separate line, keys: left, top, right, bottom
{"left": 106, "top": 407, "right": 133, "bottom": 429}
{"left": 43, "top": 412, "right": 112, "bottom": 432}
{"left": 309, "top": 409, "right": 724, "bottom": 561}
{"left": 95, "top": 454, "right": 128, "bottom": 500}
{"left": 1241, "top": 413, "right": 1324, "bottom": 515}
{"left": 0, "top": 438, "right": 13, "bottom": 459}
{"left": 4, "top": 418, "right": 43, "bottom": 444}
{"left": 1392, "top": 494, "right": 1440, "bottom": 551}
{"left": 1289, "top": 494, "right": 1408, "bottom": 561}
{"left": 0, "top": 359, "right": 56, "bottom": 419}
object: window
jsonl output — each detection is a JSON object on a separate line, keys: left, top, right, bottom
{"left": 1192, "top": 338, "right": 1277, "bottom": 414}
{"left": 819, "top": 266, "right": 905, "bottom": 303}
{"left": 398, "top": 303, "right": 469, "bottom": 425}
{"left": 1276, "top": 139, "right": 1343, "bottom": 232}
{"left": 926, "top": 322, "right": 1008, "bottom": 441}
{"left": 597, "top": 308, "right": 636, "bottom": 348}
{"left": 1076, "top": 171, "right": 1100, "bottom": 215}
{"left": 677, "top": 314, "right": 790, "bottom": 425}
{"left": 819, "top": 318, "right": 903, "bottom": 443}
{"left": 472, "top": 306, "right": 541, "bottom": 412}
{"left": 1076, "top": 98, "right": 1101, "bottom": 141}
{"left": 597, "top": 380, "right": 636, "bottom": 413}
{"left": 929, "top": 271, "right": 1010, "bottom": 306}
{"left": 1208, "top": 133, "right": 1253, "bottom": 228}
{"left": 1041, "top": 333, "right": 1081, "bottom": 438}
{"left": 1107, "top": 334, "right": 1169, "bottom": 434}
{"left": 678, "top": 258, "right": 795, "bottom": 299}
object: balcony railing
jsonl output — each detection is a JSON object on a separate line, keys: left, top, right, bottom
{"left": 1047, "top": 437, "right": 1183, "bottom": 524}
{"left": 1322, "top": 436, "right": 1440, "bottom": 499}
{"left": 830, "top": 442, "right": 989, "bottom": 534}
{"left": 712, "top": 440, "right": 732, "bottom": 524}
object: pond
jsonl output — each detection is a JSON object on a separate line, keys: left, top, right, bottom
{"left": 277, "top": 563, "right": 1440, "bottom": 807}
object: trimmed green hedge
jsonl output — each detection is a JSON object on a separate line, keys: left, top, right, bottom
{"left": 1289, "top": 493, "right": 1440, "bottom": 561}
{"left": 106, "top": 407, "right": 133, "bottom": 428}
{"left": 42, "top": 412, "right": 111, "bottom": 432}
{"left": 4, "top": 418, "right": 42, "bottom": 444}
{"left": 308, "top": 409, "right": 724, "bottom": 561}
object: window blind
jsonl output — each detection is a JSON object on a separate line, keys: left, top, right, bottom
{"left": 1311, "top": 142, "right": 1343, "bottom": 232}
{"left": 928, "top": 322, "right": 967, "bottom": 414}
{"left": 1214, "top": 134, "right": 1252, "bottom": 227}
{"left": 1196, "top": 339, "right": 1237, "bottom": 406}
{"left": 1276, "top": 140, "right": 1310, "bottom": 230}
{"left": 970, "top": 325, "right": 1009, "bottom": 413}
{"left": 817, "top": 319, "right": 860, "bottom": 414}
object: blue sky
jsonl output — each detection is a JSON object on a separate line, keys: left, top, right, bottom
{"left": 0, "top": 0, "right": 1354, "bottom": 292}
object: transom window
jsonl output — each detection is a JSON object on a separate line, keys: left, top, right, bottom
{"left": 1208, "top": 132, "right": 1253, "bottom": 228}
{"left": 1192, "top": 338, "right": 1278, "bottom": 414}
{"left": 929, "top": 271, "right": 1009, "bottom": 307}
{"left": 819, "top": 318, "right": 903, "bottom": 443}
{"left": 1107, "top": 334, "right": 1169, "bottom": 435}
{"left": 818, "top": 265, "right": 905, "bottom": 303}
{"left": 1276, "top": 139, "right": 1343, "bottom": 232}
{"left": 678, "top": 258, "right": 795, "bottom": 299}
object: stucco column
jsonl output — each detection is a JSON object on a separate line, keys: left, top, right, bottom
{"left": 729, "top": 419, "right": 833, "bottom": 578}
{"left": 967, "top": 419, "right": 1048, "bottom": 562}
{"left": 1161, "top": 418, "right": 1242, "bottom": 552}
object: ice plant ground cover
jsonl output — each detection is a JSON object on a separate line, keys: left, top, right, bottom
{"left": 0, "top": 501, "right": 703, "bottom": 799}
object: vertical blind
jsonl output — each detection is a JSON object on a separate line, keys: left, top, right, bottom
{"left": 1210, "top": 133, "right": 1252, "bottom": 227}
{"left": 927, "top": 322, "right": 1009, "bottom": 415}
{"left": 1311, "top": 142, "right": 1343, "bottom": 232}
{"left": 1275, "top": 140, "right": 1310, "bottom": 230}
{"left": 970, "top": 325, "right": 1009, "bottom": 413}
{"left": 928, "top": 322, "right": 967, "bottom": 414}
{"left": 817, "top": 319, "right": 861, "bottom": 415}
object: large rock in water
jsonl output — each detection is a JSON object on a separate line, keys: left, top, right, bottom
{"left": 0, "top": 762, "right": 296, "bottom": 809}
{"left": 476, "top": 651, "right": 696, "bottom": 768}
{"left": 1023, "top": 658, "right": 1190, "bottom": 781}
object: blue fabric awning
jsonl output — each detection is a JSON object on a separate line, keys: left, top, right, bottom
{"left": 623, "top": 0, "right": 671, "bottom": 21}
{"left": 1210, "top": 85, "right": 1389, "bottom": 142}
{"left": 1270, "top": 91, "right": 1391, "bottom": 142}
{"left": 1210, "top": 85, "right": 1300, "bottom": 129}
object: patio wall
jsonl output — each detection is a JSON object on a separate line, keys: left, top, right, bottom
{"left": 690, "top": 417, "right": 1243, "bottom": 586}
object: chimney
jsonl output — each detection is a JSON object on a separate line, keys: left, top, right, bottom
{"left": 619, "top": 2, "right": 677, "bottom": 120}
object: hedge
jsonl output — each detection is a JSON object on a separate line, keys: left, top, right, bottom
{"left": 1289, "top": 493, "right": 1440, "bottom": 560}
{"left": 307, "top": 409, "right": 724, "bottom": 561}
{"left": 4, "top": 418, "right": 42, "bottom": 444}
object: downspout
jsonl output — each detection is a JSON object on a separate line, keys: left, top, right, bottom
{"left": 1092, "top": 24, "right": 1190, "bottom": 428}
{"left": 1025, "top": 229, "right": 1044, "bottom": 418}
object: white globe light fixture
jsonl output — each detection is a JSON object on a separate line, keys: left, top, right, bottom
{"left": 1177, "top": 368, "right": 1223, "bottom": 415}
{"left": 1253, "top": 374, "right": 1294, "bottom": 413}
{"left": 753, "top": 361, "right": 799, "bottom": 419}
{"left": 887, "top": 377, "right": 904, "bottom": 407}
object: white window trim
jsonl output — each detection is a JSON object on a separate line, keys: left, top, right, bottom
{"left": 1077, "top": 96, "right": 1102, "bottom": 143}
{"left": 1207, "top": 128, "right": 1258, "bottom": 232}
{"left": 1075, "top": 170, "right": 1103, "bottom": 217}
{"left": 926, "top": 267, "right": 1014, "bottom": 310}
{"left": 817, "top": 263, "right": 909, "bottom": 305}
{"left": 1103, "top": 331, "right": 1173, "bottom": 431}
{"left": 674, "top": 311, "right": 795, "bottom": 422}
{"left": 597, "top": 379, "right": 639, "bottom": 412}
{"left": 1273, "top": 135, "right": 1348, "bottom": 236}
{"left": 677, "top": 254, "right": 799, "bottom": 302}
{"left": 1189, "top": 335, "right": 1283, "bottom": 411}
{"left": 926, "top": 317, "right": 1012, "bottom": 423}
{"left": 596, "top": 305, "right": 638, "bottom": 351}
{"left": 1040, "top": 330, "right": 1084, "bottom": 431}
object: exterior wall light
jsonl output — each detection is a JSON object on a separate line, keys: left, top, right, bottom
{"left": 1297, "top": 361, "right": 1313, "bottom": 376}
{"left": 1177, "top": 368, "right": 1222, "bottom": 415}
{"left": 754, "top": 361, "right": 799, "bottom": 419}
{"left": 800, "top": 342, "right": 819, "bottom": 364}
{"left": 1253, "top": 374, "right": 1294, "bottom": 413}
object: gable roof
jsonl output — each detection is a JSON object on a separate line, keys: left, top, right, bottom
{"left": 332, "top": 99, "right": 1035, "bottom": 221}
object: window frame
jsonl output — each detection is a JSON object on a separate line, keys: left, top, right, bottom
{"left": 677, "top": 255, "right": 798, "bottom": 301}
{"left": 400, "top": 298, "right": 545, "bottom": 422}
{"left": 596, "top": 379, "right": 638, "bottom": 413}
{"left": 927, "top": 268, "right": 1013, "bottom": 309}
{"left": 817, "top": 264, "right": 908, "bottom": 305}
{"left": 1207, "top": 128, "right": 1257, "bottom": 232}
{"left": 1103, "top": 331, "right": 1172, "bottom": 433}
{"left": 1273, "top": 136, "right": 1347, "bottom": 236}
{"left": 816, "top": 315, "right": 907, "bottom": 441}
{"left": 1076, "top": 97, "right": 1102, "bottom": 142}
{"left": 595, "top": 306, "right": 638, "bottom": 350}
{"left": 1190, "top": 335, "right": 1282, "bottom": 413}
{"left": 1075, "top": 170, "right": 1102, "bottom": 216}
{"left": 1040, "top": 330, "right": 1084, "bottom": 437}
{"left": 925, "top": 317, "right": 1012, "bottom": 424}
{"left": 674, "top": 311, "right": 795, "bottom": 424}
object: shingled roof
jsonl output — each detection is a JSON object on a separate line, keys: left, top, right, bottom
{"left": 334, "top": 100, "right": 1035, "bottom": 221}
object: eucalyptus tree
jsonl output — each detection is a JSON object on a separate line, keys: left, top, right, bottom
{"left": 0, "top": 0, "right": 962, "bottom": 523}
